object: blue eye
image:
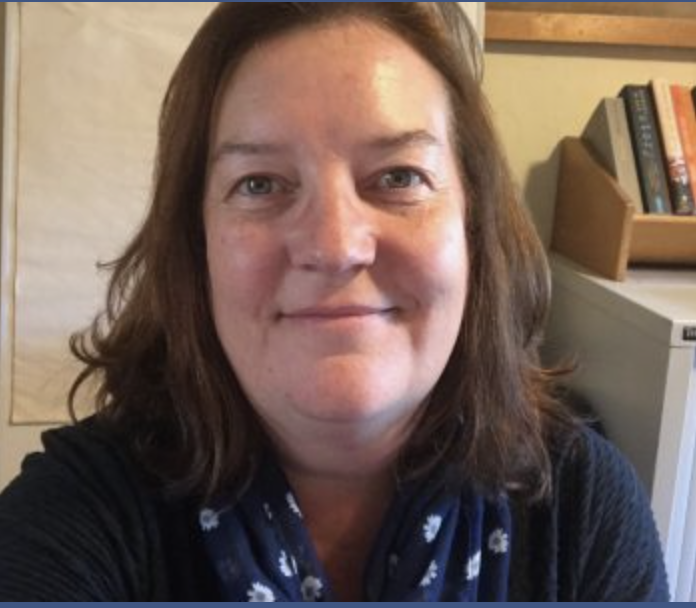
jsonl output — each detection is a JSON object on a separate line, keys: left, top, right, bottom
{"left": 379, "top": 168, "right": 425, "bottom": 190}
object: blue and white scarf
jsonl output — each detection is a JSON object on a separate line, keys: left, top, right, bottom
{"left": 199, "top": 458, "right": 511, "bottom": 601}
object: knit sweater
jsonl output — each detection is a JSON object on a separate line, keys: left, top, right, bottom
{"left": 0, "top": 420, "right": 669, "bottom": 601}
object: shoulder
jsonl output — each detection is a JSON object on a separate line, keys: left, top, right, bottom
{"left": 552, "top": 423, "right": 641, "bottom": 498}
{"left": 548, "top": 425, "right": 669, "bottom": 601}
{"left": 0, "top": 418, "right": 163, "bottom": 599}
{"left": 3, "top": 417, "right": 144, "bottom": 507}
{"left": 25, "top": 416, "right": 136, "bottom": 475}
{"left": 5, "top": 417, "right": 153, "bottom": 517}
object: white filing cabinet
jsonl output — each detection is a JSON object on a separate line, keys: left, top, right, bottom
{"left": 543, "top": 255, "right": 696, "bottom": 601}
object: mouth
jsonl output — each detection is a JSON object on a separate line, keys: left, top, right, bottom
{"left": 281, "top": 305, "right": 398, "bottom": 322}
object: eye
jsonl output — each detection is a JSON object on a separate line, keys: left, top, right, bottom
{"left": 224, "top": 174, "right": 295, "bottom": 210}
{"left": 237, "top": 175, "right": 277, "bottom": 196}
{"left": 377, "top": 168, "right": 427, "bottom": 190}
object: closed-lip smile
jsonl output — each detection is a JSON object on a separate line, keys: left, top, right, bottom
{"left": 282, "top": 305, "right": 396, "bottom": 321}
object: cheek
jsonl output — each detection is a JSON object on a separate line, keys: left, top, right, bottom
{"left": 423, "top": 218, "right": 469, "bottom": 374}
{"left": 206, "top": 221, "right": 284, "bottom": 316}
{"left": 413, "top": 211, "right": 469, "bottom": 307}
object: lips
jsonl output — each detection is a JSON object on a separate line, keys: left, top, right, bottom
{"left": 282, "top": 305, "right": 396, "bottom": 321}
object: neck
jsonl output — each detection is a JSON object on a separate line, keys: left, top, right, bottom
{"left": 283, "top": 456, "right": 397, "bottom": 515}
{"left": 284, "top": 463, "right": 396, "bottom": 601}
{"left": 276, "top": 418, "right": 404, "bottom": 541}
{"left": 268, "top": 417, "right": 411, "bottom": 601}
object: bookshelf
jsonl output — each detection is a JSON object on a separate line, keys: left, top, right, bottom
{"left": 551, "top": 137, "right": 696, "bottom": 281}
{"left": 543, "top": 254, "right": 696, "bottom": 600}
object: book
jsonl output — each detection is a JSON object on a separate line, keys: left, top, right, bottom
{"left": 582, "top": 97, "right": 643, "bottom": 213}
{"left": 619, "top": 85, "right": 671, "bottom": 214}
{"left": 671, "top": 84, "right": 696, "bottom": 210}
{"left": 651, "top": 79, "right": 696, "bottom": 215}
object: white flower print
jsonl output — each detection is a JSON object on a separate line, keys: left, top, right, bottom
{"left": 286, "top": 492, "right": 303, "bottom": 518}
{"left": 247, "top": 581, "right": 276, "bottom": 602}
{"left": 423, "top": 514, "right": 443, "bottom": 543}
{"left": 278, "top": 551, "right": 297, "bottom": 578}
{"left": 301, "top": 575, "right": 324, "bottom": 601}
{"left": 263, "top": 503, "right": 273, "bottom": 521}
{"left": 488, "top": 528, "right": 509, "bottom": 554}
{"left": 465, "top": 550, "right": 481, "bottom": 581}
{"left": 419, "top": 560, "right": 438, "bottom": 588}
{"left": 199, "top": 508, "right": 220, "bottom": 532}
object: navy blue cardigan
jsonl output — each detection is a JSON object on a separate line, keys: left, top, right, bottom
{"left": 0, "top": 421, "right": 669, "bottom": 601}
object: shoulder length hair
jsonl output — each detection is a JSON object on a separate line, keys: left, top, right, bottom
{"left": 70, "top": 2, "right": 574, "bottom": 502}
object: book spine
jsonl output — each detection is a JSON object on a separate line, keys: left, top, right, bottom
{"left": 671, "top": 85, "right": 696, "bottom": 211}
{"left": 607, "top": 98, "right": 643, "bottom": 213}
{"left": 651, "top": 79, "right": 696, "bottom": 215}
{"left": 620, "top": 85, "right": 672, "bottom": 214}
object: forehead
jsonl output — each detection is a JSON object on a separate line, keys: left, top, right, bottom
{"left": 212, "top": 19, "right": 453, "bottom": 147}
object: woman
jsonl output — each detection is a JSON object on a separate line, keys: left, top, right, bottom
{"left": 0, "top": 3, "right": 668, "bottom": 601}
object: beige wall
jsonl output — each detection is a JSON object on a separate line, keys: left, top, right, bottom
{"left": 482, "top": 42, "right": 696, "bottom": 246}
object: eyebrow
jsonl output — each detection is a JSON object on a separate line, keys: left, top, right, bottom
{"left": 360, "top": 129, "right": 443, "bottom": 152}
{"left": 211, "top": 129, "right": 443, "bottom": 164}
{"left": 211, "top": 141, "right": 290, "bottom": 164}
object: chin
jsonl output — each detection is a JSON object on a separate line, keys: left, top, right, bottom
{"left": 241, "top": 357, "right": 433, "bottom": 436}
{"left": 286, "top": 377, "right": 424, "bottom": 429}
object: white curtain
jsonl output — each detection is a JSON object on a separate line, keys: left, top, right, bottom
{"left": 3, "top": 3, "right": 215, "bottom": 422}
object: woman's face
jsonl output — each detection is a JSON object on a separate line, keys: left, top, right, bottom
{"left": 204, "top": 20, "right": 468, "bottom": 444}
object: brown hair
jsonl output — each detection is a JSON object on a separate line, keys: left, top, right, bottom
{"left": 70, "top": 2, "right": 574, "bottom": 501}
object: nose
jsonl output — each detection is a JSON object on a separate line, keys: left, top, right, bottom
{"left": 286, "top": 181, "right": 376, "bottom": 274}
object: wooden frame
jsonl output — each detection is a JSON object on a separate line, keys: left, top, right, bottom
{"left": 486, "top": 3, "right": 696, "bottom": 49}
{"left": 1, "top": 2, "right": 21, "bottom": 425}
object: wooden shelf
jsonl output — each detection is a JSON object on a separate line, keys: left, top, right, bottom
{"left": 551, "top": 137, "right": 696, "bottom": 281}
{"left": 485, "top": 9, "right": 696, "bottom": 50}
